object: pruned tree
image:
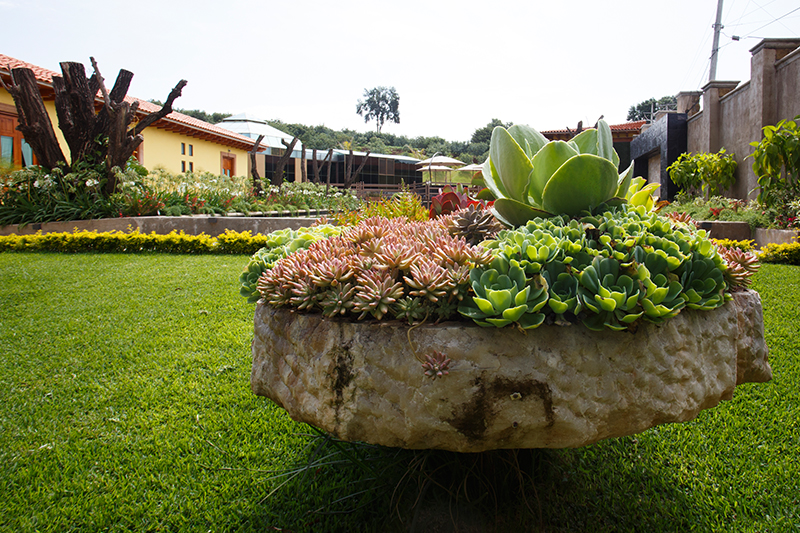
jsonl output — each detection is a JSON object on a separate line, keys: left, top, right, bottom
{"left": 271, "top": 137, "right": 299, "bottom": 186}
{"left": 311, "top": 148, "right": 333, "bottom": 184}
{"left": 1, "top": 56, "right": 187, "bottom": 194}
{"left": 250, "top": 134, "right": 265, "bottom": 196}
{"left": 342, "top": 149, "right": 371, "bottom": 189}
{"left": 356, "top": 86, "right": 399, "bottom": 133}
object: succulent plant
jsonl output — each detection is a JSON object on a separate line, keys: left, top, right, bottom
{"left": 577, "top": 255, "right": 644, "bottom": 331}
{"left": 458, "top": 256, "right": 549, "bottom": 329}
{"left": 422, "top": 350, "right": 452, "bottom": 380}
{"left": 447, "top": 205, "right": 504, "bottom": 245}
{"left": 429, "top": 185, "right": 472, "bottom": 218}
{"left": 239, "top": 224, "right": 342, "bottom": 303}
{"left": 717, "top": 245, "right": 760, "bottom": 288}
{"left": 255, "top": 216, "right": 490, "bottom": 323}
{"left": 480, "top": 120, "right": 661, "bottom": 226}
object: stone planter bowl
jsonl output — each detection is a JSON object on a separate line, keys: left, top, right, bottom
{"left": 251, "top": 290, "right": 771, "bottom": 453}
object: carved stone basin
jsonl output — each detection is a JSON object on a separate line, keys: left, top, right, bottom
{"left": 251, "top": 290, "right": 771, "bottom": 453}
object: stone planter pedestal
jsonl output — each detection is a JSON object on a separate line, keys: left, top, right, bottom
{"left": 251, "top": 290, "right": 771, "bottom": 453}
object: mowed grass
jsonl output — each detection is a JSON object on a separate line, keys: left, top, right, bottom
{"left": 0, "top": 253, "right": 798, "bottom": 532}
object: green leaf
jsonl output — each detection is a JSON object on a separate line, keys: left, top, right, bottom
{"left": 508, "top": 124, "right": 549, "bottom": 158}
{"left": 518, "top": 312, "right": 545, "bottom": 329}
{"left": 493, "top": 198, "right": 553, "bottom": 227}
{"left": 616, "top": 161, "right": 635, "bottom": 197}
{"left": 571, "top": 129, "right": 598, "bottom": 155}
{"left": 485, "top": 317, "right": 513, "bottom": 327}
{"left": 596, "top": 119, "right": 619, "bottom": 167}
{"left": 541, "top": 154, "right": 620, "bottom": 216}
{"left": 490, "top": 127, "right": 533, "bottom": 202}
{"left": 529, "top": 141, "right": 578, "bottom": 206}
{"left": 474, "top": 297, "right": 496, "bottom": 315}
{"left": 486, "top": 288, "right": 513, "bottom": 311}
{"left": 502, "top": 304, "right": 528, "bottom": 322}
{"left": 481, "top": 157, "right": 508, "bottom": 200}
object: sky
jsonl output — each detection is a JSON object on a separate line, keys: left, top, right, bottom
{"left": 3, "top": 0, "right": 800, "bottom": 142}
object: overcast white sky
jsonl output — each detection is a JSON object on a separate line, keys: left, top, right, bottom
{"left": 3, "top": 0, "right": 799, "bottom": 141}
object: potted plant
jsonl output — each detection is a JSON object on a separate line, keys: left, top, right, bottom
{"left": 244, "top": 121, "right": 771, "bottom": 453}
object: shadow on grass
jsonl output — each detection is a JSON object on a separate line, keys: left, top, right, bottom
{"left": 236, "top": 433, "right": 702, "bottom": 533}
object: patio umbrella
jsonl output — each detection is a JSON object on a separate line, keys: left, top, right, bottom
{"left": 416, "top": 165, "right": 454, "bottom": 172}
{"left": 454, "top": 163, "right": 484, "bottom": 172}
{"left": 415, "top": 155, "right": 464, "bottom": 167}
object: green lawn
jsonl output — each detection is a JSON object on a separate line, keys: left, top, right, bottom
{"left": 0, "top": 253, "right": 798, "bottom": 532}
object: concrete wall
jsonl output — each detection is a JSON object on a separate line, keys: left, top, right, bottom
{"left": 687, "top": 39, "right": 800, "bottom": 200}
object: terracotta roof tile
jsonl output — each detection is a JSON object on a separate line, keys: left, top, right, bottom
{"left": 0, "top": 53, "right": 60, "bottom": 84}
{"left": 540, "top": 120, "right": 646, "bottom": 135}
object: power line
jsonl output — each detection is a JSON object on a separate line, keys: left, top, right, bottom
{"left": 740, "top": 5, "right": 800, "bottom": 37}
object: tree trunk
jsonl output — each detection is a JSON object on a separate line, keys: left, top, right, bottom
{"left": 326, "top": 149, "right": 334, "bottom": 193}
{"left": 342, "top": 150, "right": 371, "bottom": 189}
{"left": 271, "top": 137, "right": 299, "bottom": 186}
{"left": 300, "top": 144, "right": 306, "bottom": 183}
{"left": 250, "top": 134, "right": 265, "bottom": 196}
{"left": 2, "top": 68, "right": 67, "bottom": 169}
{"left": 2, "top": 57, "right": 186, "bottom": 195}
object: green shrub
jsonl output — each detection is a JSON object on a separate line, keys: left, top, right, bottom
{"left": 711, "top": 238, "right": 756, "bottom": 252}
{"left": 748, "top": 115, "right": 800, "bottom": 207}
{"left": 758, "top": 240, "right": 800, "bottom": 265}
{"left": 0, "top": 228, "right": 275, "bottom": 255}
{"left": 667, "top": 149, "right": 737, "bottom": 197}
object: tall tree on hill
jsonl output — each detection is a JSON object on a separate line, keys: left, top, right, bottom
{"left": 356, "top": 86, "right": 399, "bottom": 133}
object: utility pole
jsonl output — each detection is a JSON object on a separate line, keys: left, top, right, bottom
{"left": 709, "top": 0, "right": 725, "bottom": 82}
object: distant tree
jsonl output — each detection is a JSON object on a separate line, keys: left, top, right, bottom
{"left": 148, "top": 100, "right": 231, "bottom": 124}
{"left": 627, "top": 96, "right": 677, "bottom": 122}
{"left": 356, "top": 86, "right": 400, "bottom": 133}
{"left": 471, "top": 119, "right": 512, "bottom": 145}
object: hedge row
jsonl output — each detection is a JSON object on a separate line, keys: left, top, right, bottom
{"left": 2, "top": 229, "right": 799, "bottom": 265}
{"left": 0, "top": 229, "right": 273, "bottom": 255}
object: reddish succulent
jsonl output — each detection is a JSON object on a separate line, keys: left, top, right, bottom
{"left": 429, "top": 186, "right": 486, "bottom": 218}
{"left": 718, "top": 246, "right": 760, "bottom": 288}
{"left": 256, "top": 216, "right": 490, "bottom": 323}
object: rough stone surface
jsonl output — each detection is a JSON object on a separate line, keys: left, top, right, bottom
{"left": 251, "top": 290, "right": 771, "bottom": 452}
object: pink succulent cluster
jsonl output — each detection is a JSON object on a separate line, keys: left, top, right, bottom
{"left": 257, "top": 216, "right": 493, "bottom": 322}
{"left": 717, "top": 246, "right": 761, "bottom": 289}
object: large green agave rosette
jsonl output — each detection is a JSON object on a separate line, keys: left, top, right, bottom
{"left": 480, "top": 120, "right": 658, "bottom": 226}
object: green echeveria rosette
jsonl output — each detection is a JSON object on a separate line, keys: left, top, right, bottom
{"left": 577, "top": 256, "right": 645, "bottom": 331}
{"left": 458, "top": 256, "right": 549, "bottom": 329}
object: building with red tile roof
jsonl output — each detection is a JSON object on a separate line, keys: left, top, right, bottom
{"left": 1, "top": 53, "right": 263, "bottom": 175}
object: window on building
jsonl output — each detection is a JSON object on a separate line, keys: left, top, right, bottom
{"left": 0, "top": 136, "right": 12, "bottom": 164}
{"left": 181, "top": 143, "right": 186, "bottom": 155}
{"left": 189, "top": 162, "right": 194, "bottom": 172}
{"left": 189, "top": 144, "right": 193, "bottom": 156}
{"left": 181, "top": 161, "right": 186, "bottom": 173}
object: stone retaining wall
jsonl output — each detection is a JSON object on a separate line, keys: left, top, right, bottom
{"left": 0, "top": 215, "right": 322, "bottom": 237}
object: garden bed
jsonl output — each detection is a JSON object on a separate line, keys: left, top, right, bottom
{"left": 697, "top": 220, "right": 798, "bottom": 248}
{"left": 251, "top": 290, "right": 771, "bottom": 453}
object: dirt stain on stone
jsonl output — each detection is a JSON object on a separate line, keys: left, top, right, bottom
{"left": 446, "top": 373, "right": 555, "bottom": 441}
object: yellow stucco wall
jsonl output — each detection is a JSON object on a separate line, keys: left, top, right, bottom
{"left": 1, "top": 89, "right": 71, "bottom": 159}
{"left": 139, "top": 127, "right": 250, "bottom": 177}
